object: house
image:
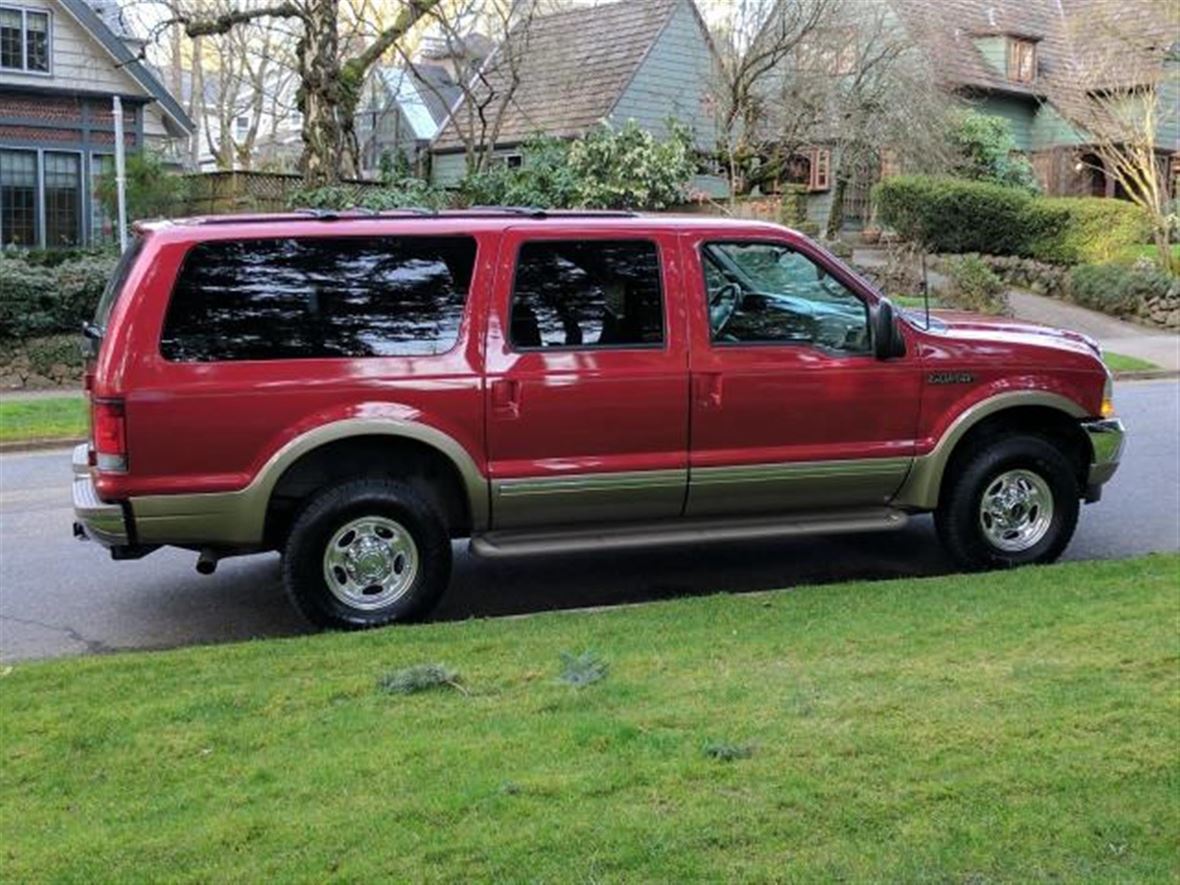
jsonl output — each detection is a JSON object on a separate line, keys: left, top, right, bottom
{"left": 890, "top": 0, "right": 1180, "bottom": 200}
{"left": 0, "top": 0, "right": 192, "bottom": 248}
{"left": 356, "top": 63, "right": 459, "bottom": 178}
{"left": 429, "top": 0, "right": 723, "bottom": 195}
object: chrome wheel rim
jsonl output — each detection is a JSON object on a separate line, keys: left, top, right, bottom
{"left": 979, "top": 469, "right": 1055, "bottom": 553}
{"left": 322, "top": 516, "right": 418, "bottom": 610}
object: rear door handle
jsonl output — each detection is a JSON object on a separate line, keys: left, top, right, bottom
{"left": 491, "top": 379, "right": 522, "bottom": 419}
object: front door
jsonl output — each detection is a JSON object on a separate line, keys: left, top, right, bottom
{"left": 485, "top": 227, "right": 690, "bottom": 529}
{"left": 683, "top": 234, "right": 923, "bottom": 516}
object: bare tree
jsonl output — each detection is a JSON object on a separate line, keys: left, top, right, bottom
{"left": 141, "top": 0, "right": 443, "bottom": 185}
{"left": 819, "top": 2, "right": 953, "bottom": 236}
{"left": 708, "top": 0, "right": 839, "bottom": 200}
{"left": 1048, "top": 0, "right": 1179, "bottom": 272}
{"left": 401, "top": 0, "right": 548, "bottom": 176}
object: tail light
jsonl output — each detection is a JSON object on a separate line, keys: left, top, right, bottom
{"left": 91, "top": 398, "right": 127, "bottom": 472}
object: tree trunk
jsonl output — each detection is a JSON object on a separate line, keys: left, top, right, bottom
{"left": 296, "top": 1, "right": 351, "bottom": 187}
{"left": 825, "top": 151, "right": 851, "bottom": 240}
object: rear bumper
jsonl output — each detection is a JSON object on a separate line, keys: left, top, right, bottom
{"left": 71, "top": 443, "right": 129, "bottom": 547}
{"left": 1082, "top": 418, "right": 1126, "bottom": 488}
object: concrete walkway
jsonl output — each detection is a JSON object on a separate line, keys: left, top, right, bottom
{"left": 853, "top": 249, "right": 1179, "bottom": 372}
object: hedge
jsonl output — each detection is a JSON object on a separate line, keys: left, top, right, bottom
{"left": 874, "top": 176, "right": 1151, "bottom": 265}
{"left": 0, "top": 251, "right": 118, "bottom": 339}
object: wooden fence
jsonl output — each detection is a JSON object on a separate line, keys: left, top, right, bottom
{"left": 182, "top": 171, "right": 385, "bottom": 216}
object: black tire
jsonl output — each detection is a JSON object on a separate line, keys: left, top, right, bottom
{"left": 282, "top": 478, "right": 451, "bottom": 629}
{"left": 935, "top": 434, "right": 1080, "bottom": 571}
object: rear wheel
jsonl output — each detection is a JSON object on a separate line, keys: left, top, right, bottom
{"left": 282, "top": 479, "right": 451, "bottom": 629}
{"left": 935, "top": 434, "right": 1080, "bottom": 570}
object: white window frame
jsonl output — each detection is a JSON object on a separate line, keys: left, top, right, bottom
{"left": 0, "top": 5, "right": 53, "bottom": 76}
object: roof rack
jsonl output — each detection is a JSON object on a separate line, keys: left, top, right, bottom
{"left": 182, "top": 207, "right": 641, "bottom": 226}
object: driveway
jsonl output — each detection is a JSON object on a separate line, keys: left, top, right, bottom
{"left": 1, "top": 380, "right": 1176, "bottom": 663}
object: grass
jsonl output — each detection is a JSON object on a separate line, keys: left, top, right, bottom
{"left": 2, "top": 554, "right": 1178, "bottom": 881}
{"left": 1114, "top": 242, "right": 1180, "bottom": 266}
{"left": 0, "top": 395, "right": 87, "bottom": 443}
{"left": 1104, "top": 352, "right": 1161, "bottom": 373}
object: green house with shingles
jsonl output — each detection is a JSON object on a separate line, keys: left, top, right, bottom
{"left": 891, "top": 0, "right": 1180, "bottom": 198}
{"left": 429, "top": 0, "right": 724, "bottom": 196}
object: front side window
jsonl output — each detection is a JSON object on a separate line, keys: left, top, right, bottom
{"left": 43, "top": 152, "right": 80, "bottom": 247}
{"left": 702, "top": 241, "right": 870, "bottom": 355}
{"left": 161, "top": 236, "right": 477, "bottom": 362}
{"left": 90, "top": 154, "right": 115, "bottom": 245}
{"left": 0, "top": 7, "right": 49, "bottom": 72}
{"left": 510, "top": 240, "right": 664, "bottom": 350}
{"left": 1009, "top": 38, "right": 1036, "bottom": 83}
{"left": 0, "top": 149, "right": 37, "bottom": 247}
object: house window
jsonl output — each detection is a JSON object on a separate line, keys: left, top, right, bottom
{"left": 0, "top": 150, "right": 37, "bottom": 246}
{"left": 809, "top": 147, "right": 831, "bottom": 192}
{"left": 44, "top": 153, "right": 81, "bottom": 247}
{"left": 0, "top": 6, "right": 50, "bottom": 73}
{"left": 90, "top": 154, "right": 116, "bottom": 245}
{"left": 233, "top": 115, "right": 250, "bottom": 140}
{"left": 1008, "top": 38, "right": 1036, "bottom": 83}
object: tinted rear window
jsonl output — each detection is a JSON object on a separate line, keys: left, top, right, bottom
{"left": 160, "top": 236, "right": 476, "bottom": 362}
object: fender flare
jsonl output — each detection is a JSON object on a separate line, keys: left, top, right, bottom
{"left": 893, "top": 391, "right": 1087, "bottom": 511}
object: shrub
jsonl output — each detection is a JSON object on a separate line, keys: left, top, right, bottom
{"left": 0, "top": 251, "right": 117, "bottom": 339}
{"left": 1026, "top": 198, "right": 1153, "bottom": 265}
{"left": 94, "top": 151, "right": 190, "bottom": 223}
{"left": 949, "top": 111, "right": 1039, "bottom": 192}
{"left": 461, "top": 120, "right": 696, "bottom": 211}
{"left": 943, "top": 255, "right": 1010, "bottom": 315}
{"left": 290, "top": 177, "right": 452, "bottom": 212}
{"left": 1067, "top": 263, "right": 1173, "bottom": 318}
{"left": 873, "top": 176, "right": 1036, "bottom": 255}
{"left": 874, "top": 176, "right": 1152, "bottom": 265}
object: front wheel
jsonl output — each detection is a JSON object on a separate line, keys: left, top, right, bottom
{"left": 935, "top": 435, "right": 1081, "bottom": 570}
{"left": 282, "top": 479, "right": 452, "bottom": 629}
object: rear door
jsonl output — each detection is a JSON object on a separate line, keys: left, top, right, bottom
{"left": 683, "top": 232, "right": 923, "bottom": 516}
{"left": 484, "top": 226, "right": 689, "bottom": 529}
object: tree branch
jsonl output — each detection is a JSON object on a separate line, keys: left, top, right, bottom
{"left": 181, "top": 4, "right": 303, "bottom": 39}
{"left": 346, "top": 0, "right": 444, "bottom": 78}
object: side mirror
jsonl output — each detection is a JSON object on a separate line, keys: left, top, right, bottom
{"left": 872, "top": 299, "right": 906, "bottom": 360}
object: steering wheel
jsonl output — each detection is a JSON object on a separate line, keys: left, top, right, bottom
{"left": 709, "top": 282, "right": 742, "bottom": 336}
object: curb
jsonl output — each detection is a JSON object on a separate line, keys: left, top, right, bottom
{"left": 1115, "top": 370, "right": 1180, "bottom": 382}
{"left": 0, "top": 437, "right": 83, "bottom": 455}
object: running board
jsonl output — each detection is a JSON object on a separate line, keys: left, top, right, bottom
{"left": 469, "top": 508, "right": 908, "bottom": 558}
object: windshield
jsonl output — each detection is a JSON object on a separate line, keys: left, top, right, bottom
{"left": 92, "top": 237, "right": 144, "bottom": 332}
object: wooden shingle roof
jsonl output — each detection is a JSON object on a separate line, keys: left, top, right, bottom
{"left": 432, "top": 0, "right": 680, "bottom": 152}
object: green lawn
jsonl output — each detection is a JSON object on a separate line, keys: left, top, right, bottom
{"left": 1115, "top": 242, "right": 1180, "bottom": 266}
{"left": 1105, "top": 352, "right": 1161, "bottom": 373}
{"left": 2, "top": 555, "right": 1177, "bottom": 881}
{"left": 0, "top": 395, "right": 87, "bottom": 443}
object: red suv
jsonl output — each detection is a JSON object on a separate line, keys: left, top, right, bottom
{"left": 73, "top": 210, "right": 1125, "bottom": 628}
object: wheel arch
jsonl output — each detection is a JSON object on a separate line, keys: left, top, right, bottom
{"left": 895, "top": 392, "right": 1091, "bottom": 511}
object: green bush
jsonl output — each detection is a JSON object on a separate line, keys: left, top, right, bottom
{"left": 1026, "top": 198, "right": 1154, "bottom": 265}
{"left": 944, "top": 255, "right": 1010, "bottom": 315}
{"left": 874, "top": 176, "right": 1035, "bottom": 254}
{"left": 289, "top": 177, "right": 453, "bottom": 212}
{"left": 1067, "top": 263, "right": 1172, "bottom": 318}
{"left": 461, "top": 120, "right": 696, "bottom": 211}
{"left": 0, "top": 251, "right": 117, "bottom": 339}
{"left": 948, "top": 111, "right": 1039, "bottom": 192}
{"left": 94, "top": 151, "right": 189, "bottom": 223}
{"left": 874, "top": 176, "right": 1152, "bottom": 265}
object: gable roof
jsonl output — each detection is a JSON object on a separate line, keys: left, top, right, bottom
{"left": 432, "top": 0, "right": 683, "bottom": 152}
{"left": 57, "top": 0, "right": 194, "bottom": 136}
{"left": 890, "top": 0, "right": 1175, "bottom": 99}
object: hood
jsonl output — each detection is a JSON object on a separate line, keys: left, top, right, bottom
{"left": 920, "top": 310, "right": 1103, "bottom": 359}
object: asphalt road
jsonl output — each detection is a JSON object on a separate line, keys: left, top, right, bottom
{"left": 2, "top": 380, "right": 1177, "bottom": 663}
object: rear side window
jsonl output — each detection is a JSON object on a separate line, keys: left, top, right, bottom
{"left": 160, "top": 236, "right": 476, "bottom": 361}
{"left": 93, "top": 235, "right": 144, "bottom": 331}
{"left": 510, "top": 240, "right": 664, "bottom": 349}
